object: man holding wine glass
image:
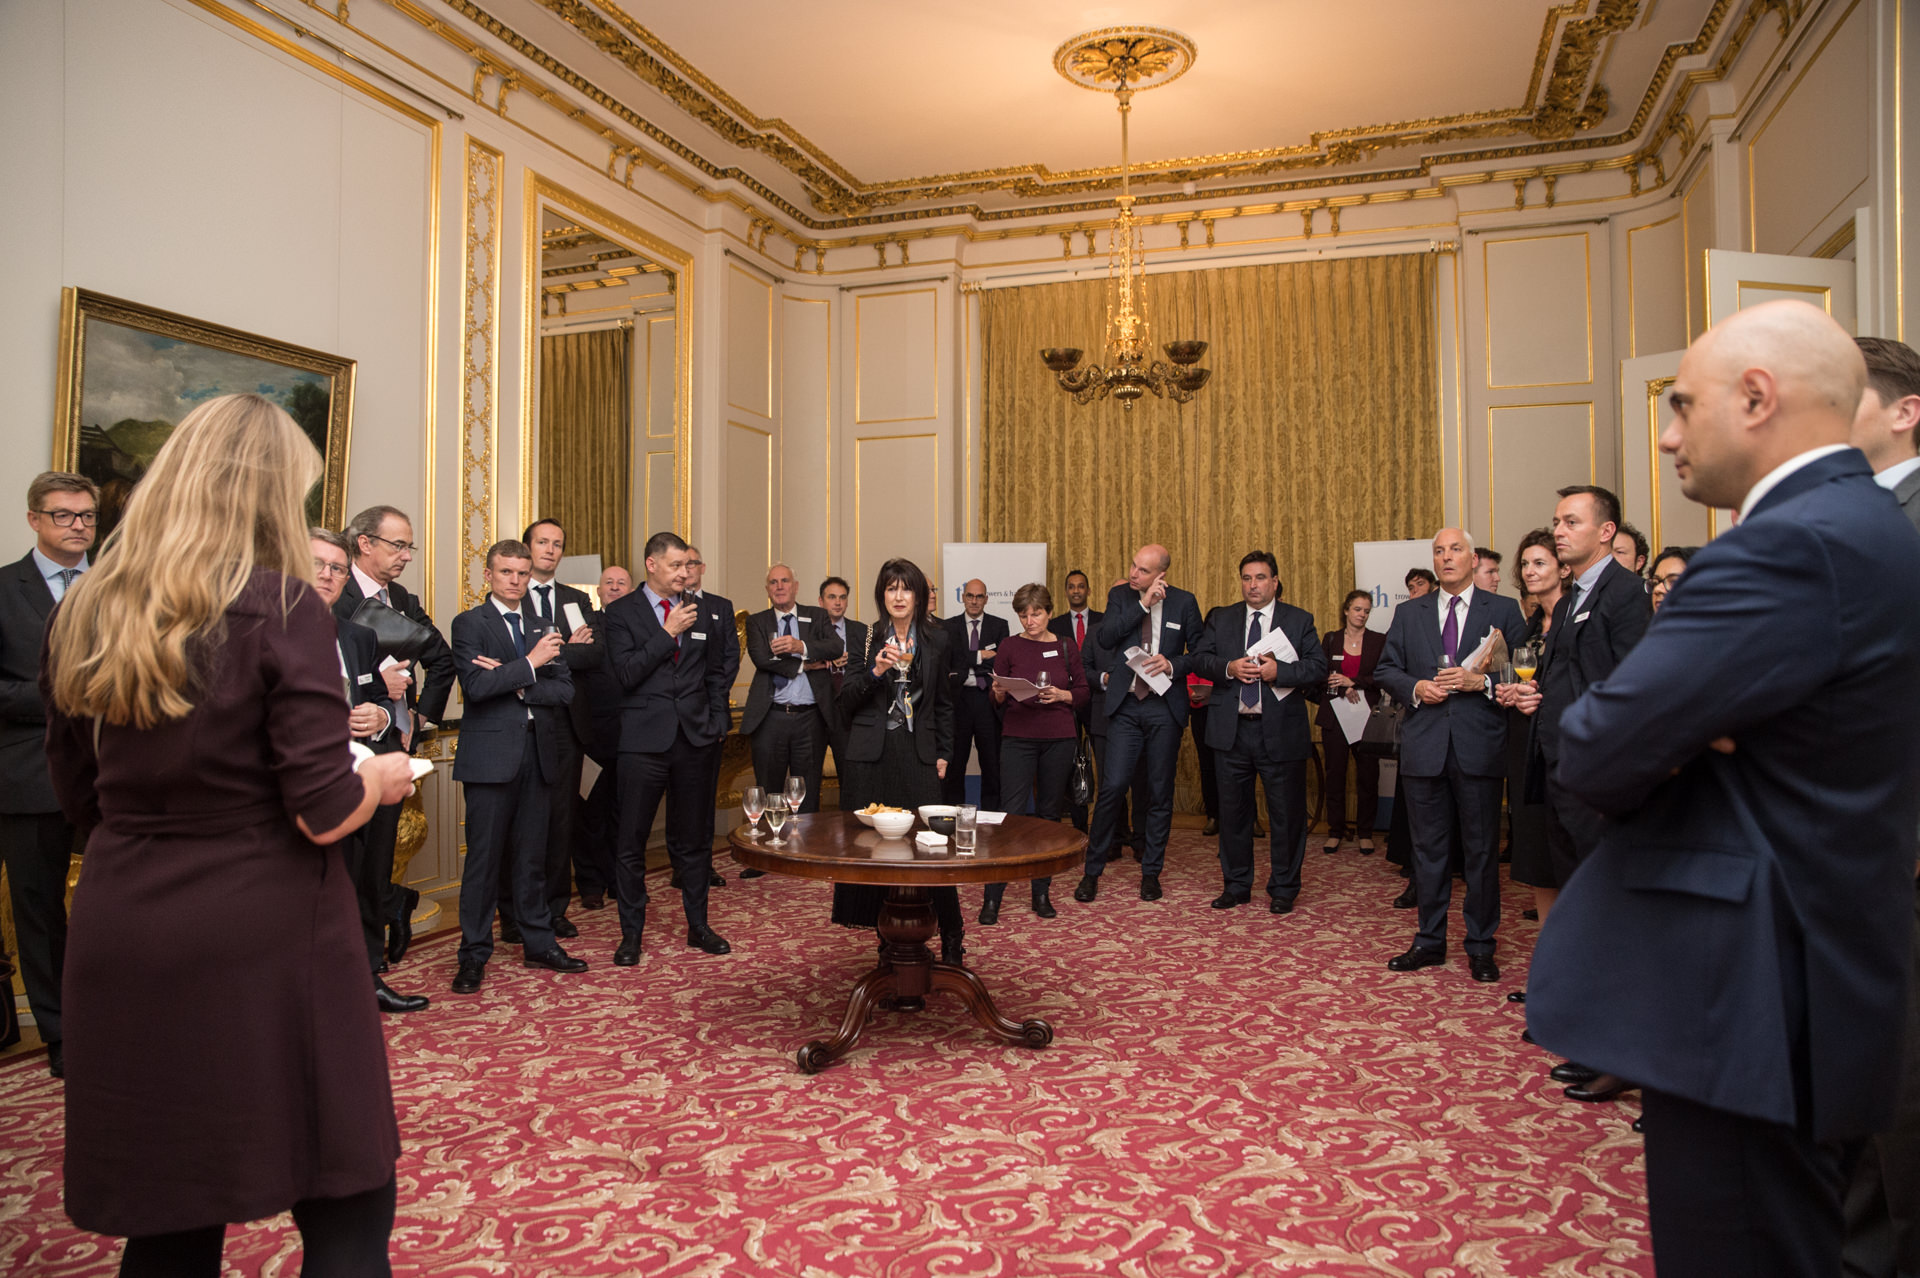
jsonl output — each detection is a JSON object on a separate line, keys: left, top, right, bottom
{"left": 742, "top": 564, "right": 842, "bottom": 830}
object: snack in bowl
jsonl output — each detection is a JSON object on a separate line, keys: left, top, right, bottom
{"left": 856, "top": 801, "right": 908, "bottom": 829}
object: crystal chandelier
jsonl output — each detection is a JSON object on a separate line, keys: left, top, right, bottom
{"left": 1040, "top": 28, "right": 1210, "bottom": 412}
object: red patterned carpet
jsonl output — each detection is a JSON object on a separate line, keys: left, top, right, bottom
{"left": 0, "top": 831, "right": 1650, "bottom": 1277}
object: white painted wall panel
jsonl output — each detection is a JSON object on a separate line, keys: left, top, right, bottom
{"left": 724, "top": 422, "right": 772, "bottom": 602}
{"left": 1748, "top": 2, "right": 1872, "bottom": 255}
{"left": 855, "top": 290, "right": 939, "bottom": 423}
{"left": 1485, "top": 235, "right": 1592, "bottom": 388}
{"left": 1487, "top": 403, "right": 1594, "bottom": 554}
{"left": 726, "top": 265, "right": 773, "bottom": 420}
{"left": 781, "top": 295, "right": 832, "bottom": 585}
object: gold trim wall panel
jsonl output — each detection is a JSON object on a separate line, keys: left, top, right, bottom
{"left": 853, "top": 432, "right": 939, "bottom": 612}
{"left": 854, "top": 288, "right": 940, "bottom": 425}
{"left": 779, "top": 296, "right": 833, "bottom": 565}
{"left": 1746, "top": 0, "right": 1866, "bottom": 252}
{"left": 1486, "top": 401, "right": 1597, "bottom": 551}
{"left": 726, "top": 263, "right": 775, "bottom": 419}
{"left": 727, "top": 421, "right": 774, "bottom": 571}
{"left": 1645, "top": 374, "right": 1677, "bottom": 550}
{"left": 1483, "top": 232, "right": 1595, "bottom": 389}
{"left": 461, "top": 137, "right": 503, "bottom": 609}
{"left": 523, "top": 171, "right": 695, "bottom": 535}
{"left": 1625, "top": 212, "right": 1680, "bottom": 358}
{"left": 644, "top": 314, "right": 676, "bottom": 438}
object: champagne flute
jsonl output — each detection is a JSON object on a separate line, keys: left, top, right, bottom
{"left": 742, "top": 786, "right": 766, "bottom": 838}
{"left": 765, "top": 795, "right": 791, "bottom": 845}
{"left": 1035, "top": 668, "right": 1050, "bottom": 700}
{"left": 784, "top": 773, "right": 805, "bottom": 813}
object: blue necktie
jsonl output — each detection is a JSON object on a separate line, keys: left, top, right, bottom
{"left": 506, "top": 612, "right": 527, "bottom": 657}
{"left": 1243, "top": 611, "right": 1263, "bottom": 709}
{"left": 773, "top": 614, "right": 794, "bottom": 692}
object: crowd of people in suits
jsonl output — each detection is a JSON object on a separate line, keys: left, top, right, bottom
{"left": 4, "top": 309, "right": 1918, "bottom": 1276}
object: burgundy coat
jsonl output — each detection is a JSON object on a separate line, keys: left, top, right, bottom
{"left": 46, "top": 571, "right": 398, "bottom": 1236}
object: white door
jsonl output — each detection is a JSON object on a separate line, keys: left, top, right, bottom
{"left": 1618, "top": 350, "right": 1718, "bottom": 552}
{"left": 1705, "top": 249, "right": 1858, "bottom": 333}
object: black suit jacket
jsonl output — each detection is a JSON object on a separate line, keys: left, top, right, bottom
{"left": 741, "top": 606, "right": 842, "bottom": 735}
{"left": 332, "top": 571, "right": 456, "bottom": 728}
{"left": 1190, "top": 601, "right": 1326, "bottom": 759}
{"left": 526, "top": 578, "right": 603, "bottom": 749}
{"left": 337, "top": 617, "right": 400, "bottom": 747}
{"left": 836, "top": 621, "right": 955, "bottom": 767}
{"left": 689, "top": 590, "right": 742, "bottom": 688}
{"left": 945, "top": 611, "right": 1011, "bottom": 694}
{"left": 1375, "top": 587, "right": 1530, "bottom": 778}
{"left": 1048, "top": 609, "right": 1102, "bottom": 731}
{"left": 604, "top": 588, "right": 731, "bottom": 753}
{"left": 0, "top": 553, "right": 61, "bottom": 814}
{"left": 449, "top": 600, "right": 574, "bottom": 785}
{"left": 1094, "top": 583, "right": 1206, "bottom": 725}
{"left": 813, "top": 617, "right": 868, "bottom": 734}
{"left": 1316, "top": 628, "right": 1387, "bottom": 732}
{"left": 1535, "top": 449, "right": 1920, "bottom": 1139}
{"left": 1532, "top": 556, "right": 1651, "bottom": 766}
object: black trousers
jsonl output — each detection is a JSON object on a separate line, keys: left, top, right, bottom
{"left": 358, "top": 799, "right": 403, "bottom": 945}
{"left": 1217, "top": 717, "right": 1308, "bottom": 899}
{"left": 615, "top": 730, "right": 713, "bottom": 934}
{"left": 1087, "top": 695, "right": 1180, "bottom": 876}
{"left": 699, "top": 736, "right": 727, "bottom": 849}
{"left": 499, "top": 729, "right": 580, "bottom": 927}
{"left": 944, "top": 685, "right": 1002, "bottom": 809}
{"left": 1400, "top": 743, "right": 1503, "bottom": 956}
{"left": 456, "top": 727, "right": 556, "bottom": 967}
{"left": 340, "top": 827, "right": 386, "bottom": 974}
{"left": 1086, "top": 730, "right": 1148, "bottom": 844}
{"left": 119, "top": 1176, "right": 396, "bottom": 1278}
{"left": 572, "top": 759, "right": 618, "bottom": 898}
{"left": 1843, "top": 881, "right": 1920, "bottom": 1278}
{"left": 1188, "top": 703, "right": 1220, "bottom": 820}
{"left": 984, "top": 737, "right": 1072, "bottom": 902}
{"left": 1643, "top": 1088, "right": 1861, "bottom": 1278}
{"left": 751, "top": 706, "right": 825, "bottom": 813}
{"left": 1321, "top": 730, "right": 1381, "bottom": 838}
{"left": 0, "top": 811, "right": 75, "bottom": 1046}
{"left": 1545, "top": 763, "right": 1607, "bottom": 886}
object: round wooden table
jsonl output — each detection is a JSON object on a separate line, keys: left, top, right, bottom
{"left": 730, "top": 812, "right": 1087, "bottom": 1073}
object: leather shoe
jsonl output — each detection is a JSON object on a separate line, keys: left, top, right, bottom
{"left": 1201, "top": 818, "right": 1219, "bottom": 836}
{"left": 1521, "top": 1028, "right": 1536, "bottom": 1045}
{"left": 386, "top": 887, "right": 419, "bottom": 964}
{"left": 1564, "top": 1073, "right": 1634, "bottom": 1103}
{"left": 1550, "top": 1061, "right": 1602, "bottom": 1085}
{"left": 1210, "top": 890, "right": 1250, "bottom": 909}
{"left": 613, "top": 933, "right": 642, "bottom": 966}
{"left": 1139, "top": 874, "right": 1163, "bottom": 901}
{"left": 499, "top": 919, "right": 524, "bottom": 945}
{"left": 1269, "top": 896, "right": 1295, "bottom": 915}
{"left": 1507, "top": 990, "right": 1527, "bottom": 1004}
{"left": 375, "top": 978, "right": 429, "bottom": 1013}
{"left": 1031, "top": 890, "right": 1057, "bottom": 919}
{"left": 1468, "top": 955, "right": 1500, "bottom": 982}
{"left": 1632, "top": 1115, "right": 1645, "bottom": 1134}
{"left": 1521, "top": 907, "right": 1539, "bottom": 921}
{"left": 451, "top": 962, "right": 485, "bottom": 994}
{"left": 578, "top": 891, "right": 607, "bottom": 911}
{"left": 524, "top": 946, "right": 588, "bottom": 973}
{"left": 47, "top": 1040, "right": 63, "bottom": 1079}
{"left": 1391, "top": 886, "right": 1418, "bottom": 909}
{"left": 978, "top": 898, "right": 1001, "bottom": 925}
{"left": 709, "top": 870, "right": 726, "bottom": 887}
{"left": 739, "top": 868, "right": 766, "bottom": 879}
{"left": 686, "top": 925, "right": 732, "bottom": 955}
{"left": 941, "top": 934, "right": 965, "bottom": 966}
{"left": 552, "top": 916, "right": 579, "bottom": 940}
{"left": 1387, "top": 946, "right": 1446, "bottom": 972}
{"left": 1251, "top": 821, "right": 1266, "bottom": 837}
{"left": 1073, "top": 874, "right": 1099, "bottom": 902}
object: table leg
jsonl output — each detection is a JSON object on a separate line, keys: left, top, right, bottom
{"left": 930, "top": 961, "right": 1053, "bottom": 1048}
{"left": 797, "top": 963, "right": 894, "bottom": 1074}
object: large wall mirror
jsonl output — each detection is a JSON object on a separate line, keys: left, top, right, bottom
{"left": 523, "top": 174, "right": 692, "bottom": 587}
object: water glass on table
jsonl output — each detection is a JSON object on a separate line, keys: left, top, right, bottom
{"left": 954, "top": 804, "right": 979, "bottom": 855}
{"left": 784, "top": 774, "right": 806, "bottom": 812}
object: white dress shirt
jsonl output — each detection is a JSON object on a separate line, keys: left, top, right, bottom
{"left": 1875, "top": 454, "right": 1920, "bottom": 491}
{"left": 1237, "top": 599, "right": 1277, "bottom": 715}
{"left": 1737, "top": 443, "right": 1851, "bottom": 521}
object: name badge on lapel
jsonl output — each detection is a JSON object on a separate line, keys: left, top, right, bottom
{"left": 1043, "top": 649, "right": 1059, "bottom": 658}
{"left": 356, "top": 672, "right": 374, "bottom": 685}
{"left": 1166, "top": 622, "right": 1182, "bottom": 631}
{"left": 692, "top": 631, "right": 707, "bottom": 640}
{"left": 1574, "top": 612, "right": 1591, "bottom": 623}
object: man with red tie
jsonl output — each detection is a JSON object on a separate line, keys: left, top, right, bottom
{"left": 1049, "top": 570, "right": 1103, "bottom": 832}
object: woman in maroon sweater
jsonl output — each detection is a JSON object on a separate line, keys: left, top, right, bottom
{"left": 982, "top": 582, "right": 1088, "bottom": 921}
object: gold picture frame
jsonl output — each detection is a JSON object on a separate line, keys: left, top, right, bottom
{"left": 53, "top": 287, "right": 355, "bottom": 541}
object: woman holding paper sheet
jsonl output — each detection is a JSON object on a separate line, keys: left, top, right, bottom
{"left": 981, "top": 583, "right": 1089, "bottom": 922}
{"left": 1317, "top": 591, "right": 1386, "bottom": 853}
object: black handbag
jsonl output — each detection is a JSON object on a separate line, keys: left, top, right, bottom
{"left": 1068, "top": 730, "right": 1096, "bottom": 806}
{"left": 348, "top": 597, "right": 435, "bottom": 664}
{"left": 1354, "top": 695, "right": 1404, "bottom": 758}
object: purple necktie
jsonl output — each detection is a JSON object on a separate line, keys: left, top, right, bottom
{"left": 1441, "top": 595, "right": 1460, "bottom": 665}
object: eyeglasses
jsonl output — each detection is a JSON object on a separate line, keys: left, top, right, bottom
{"left": 363, "top": 534, "right": 417, "bottom": 553}
{"left": 312, "top": 559, "right": 349, "bottom": 578}
{"left": 36, "top": 509, "right": 97, "bottom": 527}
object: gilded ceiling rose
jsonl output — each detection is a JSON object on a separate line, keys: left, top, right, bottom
{"left": 1053, "top": 26, "right": 1197, "bottom": 94}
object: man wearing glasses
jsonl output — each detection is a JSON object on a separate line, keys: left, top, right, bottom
{"left": 1, "top": 472, "right": 98, "bottom": 1077}
{"left": 334, "top": 505, "right": 457, "bottom": 970}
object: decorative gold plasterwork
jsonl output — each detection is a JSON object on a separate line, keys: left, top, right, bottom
{"left": 460, "top": 137, "right": 502, "bottom": 610}
{"left": 1052, "top": 27, "right": 1196, "bottom": 93}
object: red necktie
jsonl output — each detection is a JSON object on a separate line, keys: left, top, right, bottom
{"left": 661, "top": 598, "right": 679, "bottom": 662}
{"left": 1075, "top": 613, "right": 1085, "bottom": 649}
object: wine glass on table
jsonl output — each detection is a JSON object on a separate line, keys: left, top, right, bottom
{"left": 765, "top": 795, "right": 792, "bottom": 846}
{"left": 784, "top": 773, "right": 805, "bottom": 815}
{"left": 742, "top": 786, "right": 766, "bottom": 838}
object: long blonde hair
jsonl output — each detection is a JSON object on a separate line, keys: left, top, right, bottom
{"left": 49, "top": 393, "right": 323, "bottom": 727}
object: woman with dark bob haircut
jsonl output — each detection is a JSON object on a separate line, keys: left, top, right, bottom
{"left": 829, "top": 558, "right": 965, "bottom": 961}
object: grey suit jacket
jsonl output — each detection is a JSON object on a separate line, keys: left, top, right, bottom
{"left": 1894, "top": 464, "right": 1920, "bottom": 529}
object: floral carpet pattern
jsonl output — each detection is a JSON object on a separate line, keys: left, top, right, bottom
{"left": 0, "top": 831, "right": 1649, "bottom": 1276}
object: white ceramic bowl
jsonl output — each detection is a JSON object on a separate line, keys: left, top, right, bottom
{"left": 853, "top": 810, "right": 876, "bottom": 828}
{"left": 870, "top": 810, "right": 917, "bottom": 839}
{"left": 917, "top": 804, "right": 958, "bottom": 824}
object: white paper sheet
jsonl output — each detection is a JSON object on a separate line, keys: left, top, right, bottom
{"left": 1245, "top": 627, "right": 1300, "bottom": 663}
{"left": 1461, "top": 627, "right": 1498, "bottom": 671}
{"left": 1329, "top": 693, "right": 1372, "bottom": 745}
{"left": 1122, "top": 645, "right": 1173, "bottom": 695}
{"left": 974, "top": 811, "right": 1008, "bottom": 825}
{"left": 563, "top": 601, "right": 587, "bottom": 633}
{"left": 991, "top": 676, "right": 1041, "bottom": 702}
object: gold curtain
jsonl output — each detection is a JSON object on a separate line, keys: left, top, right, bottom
{"left": 538, "top": 326, "right": 632, "bottom": 571}
{"left": 981, "top": 252, "right": 1443, "bottom": 811}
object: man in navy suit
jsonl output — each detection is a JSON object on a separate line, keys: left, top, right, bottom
{"left": 1050, "top": 570, "right": 1103, "bottom": 831}
{"left": 1531, "top": 301, "right": 1920, "bottom": 1275}
{"left": 1191, "top": 552, "right": 1326, "bottom": 913}
{"left": 813, "top": 576, "right": 868, "bottom": 813}
{"left": 1075, "top": 544, "right": 1205, "bottom": 904}
{"left": 1376, "top": 527, "right": 1529, "bottom": 981}
{"left": 603, "top": 531, "right": 734, "bottom": 962}
{"left": 742, "top": 564, "right": 841, "bottom": 824}
{"left": 943, "top": 579, "right": 1009, "bottom": 809}
{"left": 681, "top": 546, "right": 740, "bottom": 883}
{"left": 448, "top": 539, "right": 586, "bottom": 995}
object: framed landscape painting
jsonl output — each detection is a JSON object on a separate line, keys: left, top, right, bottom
{"left": 53, "top": 288, "right": 355, "bottom": 543}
